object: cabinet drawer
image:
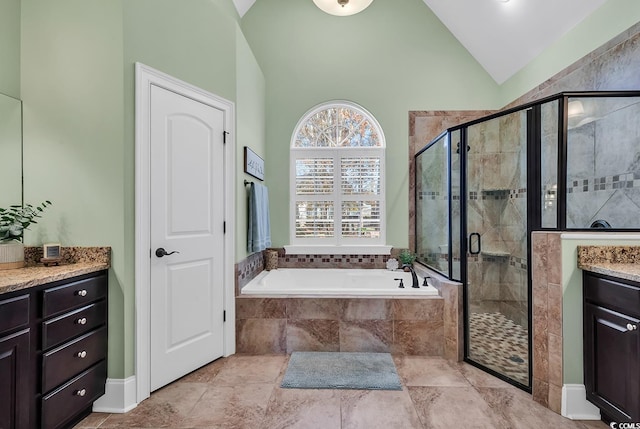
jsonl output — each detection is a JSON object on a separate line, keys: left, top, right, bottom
{"left": 42, "top": 274, "right": 107, "bottom": 317}
{"left": 41, "top": 360, "right": 106, "bottom": 429}
{"left": 42, "top": 301, "right": 106, "bottom": 350}
{"left": 0, "top": 294, "right": 29, "bottom": 336}
{"left": 584, "top": 273, "right": 640, "bottom": 316}
{"left": 42, "top": 327, "right": 107, "bottom": 393}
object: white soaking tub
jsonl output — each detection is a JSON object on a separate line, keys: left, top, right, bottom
{"left": 240, "top": 268, "right": 439, "bottom": 297}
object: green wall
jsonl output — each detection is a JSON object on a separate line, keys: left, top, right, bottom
{"left": 561, "top": 236, "right": 640, "bottom": 384}
{"left": 18, "top": 0, "right": 253, "bottom": 379}
{"left": 0, "top": 0, "right": 21, "bottom": 98}
{"left": 240, "top": 0, "right": 501, "bottom": 249}
{"left": 235, "top": 26, "right": 266, "bottom": 261}
{"left": 21, "top": 0, "right": 127, "bottom": 378}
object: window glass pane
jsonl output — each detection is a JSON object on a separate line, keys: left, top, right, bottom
{"left": 341, "top": 157, "right": 380, "bottom": 195}
{"left": 295, "top": 201, "right": 334, "bottom": 237}
{"left": 341, "top": 201, "right": 381, "bottom": 238}
{"left": 294, "top": 106, "right": 382, "bottom": 148}
{"left": 295, "top": 158, "right": 334, "bottom": 194}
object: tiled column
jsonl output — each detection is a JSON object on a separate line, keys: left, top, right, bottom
{"left": 531, "top": 232, "right": 563, "bottom": 414}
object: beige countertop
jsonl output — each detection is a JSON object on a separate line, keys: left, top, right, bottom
{"left": 577, "top": 245, "right": 640, "bottom": 283}
{"left": 0, "top": 262, "right": 109, "bottom": 295}
{"left": 0, "top": 246, "right": 111, "bottom": 295}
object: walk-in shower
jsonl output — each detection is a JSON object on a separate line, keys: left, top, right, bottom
{"left": 415, "top": 91, "right": 640, "bottom": 389}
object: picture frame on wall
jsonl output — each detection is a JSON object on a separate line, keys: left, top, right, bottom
{"left": 244, "top": 146, "right": 265, "bottom": 181}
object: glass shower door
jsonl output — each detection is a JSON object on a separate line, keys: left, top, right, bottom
{"left": 465, "top": 110, "right": 530, "bottom": 387}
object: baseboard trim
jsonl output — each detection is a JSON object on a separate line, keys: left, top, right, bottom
{"left": 93, "top": 377, "right": 138, "bottom": 413}
{"left": 562, "top": 384, "right": 601, "bottom": 420}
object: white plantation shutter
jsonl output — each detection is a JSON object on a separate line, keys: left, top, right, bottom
{"left": 290, "top": 101, "right": 385, "bottom": 246}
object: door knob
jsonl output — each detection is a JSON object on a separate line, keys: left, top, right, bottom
{"left": 627, "top": 323, "right": 638, "bottom": 331}
{"left": 155, "top": 248, "right": 179, "bottom": 258}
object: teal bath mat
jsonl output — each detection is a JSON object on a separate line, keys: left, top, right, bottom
{"left": 281, "top": 351, "right": 402, "bottom": 390}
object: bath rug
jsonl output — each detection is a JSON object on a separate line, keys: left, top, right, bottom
{"left": 281, "top": 351, "right": 402, "bottom": 390}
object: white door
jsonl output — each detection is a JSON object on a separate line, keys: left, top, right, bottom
{"left": 149, "top": 84, "right": 225, "bottom": 391}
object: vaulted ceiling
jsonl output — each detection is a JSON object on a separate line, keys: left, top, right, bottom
{"left": 232, "top": 0, "right": 608, "bottom": 84}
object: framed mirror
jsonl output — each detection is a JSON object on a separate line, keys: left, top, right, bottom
{"left": 0, "top": 92, "right": 23, "bottom": 208}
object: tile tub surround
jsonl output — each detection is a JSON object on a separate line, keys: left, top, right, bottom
{"left": 0, "top": 246, "right": 111, "bottom": 294}
{"left": 235, "top": 296, "right": 446, "bottom": 357}
{"left": 577, "top": 245, "right": 640, "bottom": 282}
{"left": 531, "top": 232, "right": 564, "bottom": 414}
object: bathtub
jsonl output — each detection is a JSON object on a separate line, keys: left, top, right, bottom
{"left": 240, "top": 268, "right": 439, "bottom": 297}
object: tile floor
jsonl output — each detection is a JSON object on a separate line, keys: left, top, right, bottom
{"left": 75, "top": 354, "right": 609, "bottom": 429}
{"left": 468, "top": 312, "right": 529, "bottom": 385}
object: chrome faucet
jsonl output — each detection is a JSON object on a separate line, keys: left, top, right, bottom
{"left": 402, "top": 264, "right": 420, "bottom": 288}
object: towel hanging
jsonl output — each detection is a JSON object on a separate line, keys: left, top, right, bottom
{"left": 247, "top": 182, "right": 271, "bottom": 253}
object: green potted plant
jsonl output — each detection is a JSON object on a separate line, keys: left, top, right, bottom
{"left": 398, "top": 248, "right": 416, "bottom": 270}
{"left": 0, "top": 201, "right": 52, "bottom": 269}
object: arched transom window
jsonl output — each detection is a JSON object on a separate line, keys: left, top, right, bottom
{"left": 290, "top": 101, "right": 386, "bottom": 248}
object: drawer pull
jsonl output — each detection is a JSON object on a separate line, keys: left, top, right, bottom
{"left": 75, "top": 388, "right": 87, "bottom": 397}
{"left": 76, "top": 350, "right": 87, "bottom": 358}
{"left": 76, "top": 289, "right": 88, "bottom": 297}
{"left": 627, "top": 323, "right": 638, "bottom": 331}
{"left": 76, "top": 317, "right": 87, "bottom": 325}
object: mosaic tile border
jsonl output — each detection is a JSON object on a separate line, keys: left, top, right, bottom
{"left": 566, "top": 172, "right": 640, "bottom": 194}
{"left": 235, "top": 251, "right": 265, "bottom": 295}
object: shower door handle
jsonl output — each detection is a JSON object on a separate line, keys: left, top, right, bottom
{"left": 469, "top": 233, "right": 481, "bottom": 255}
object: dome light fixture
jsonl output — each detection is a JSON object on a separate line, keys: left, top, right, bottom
{"left": 313, "top": 0, "right": 374, "bottom": 16}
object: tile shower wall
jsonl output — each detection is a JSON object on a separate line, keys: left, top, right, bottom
{"left": 565, "top": 98, "right": 640, "bottom": 229}
{"left": 466, "top": 112, "right": 529, "bottom": 328}
{"left": 531, "top": 232, "right": 564, "bottom": 414}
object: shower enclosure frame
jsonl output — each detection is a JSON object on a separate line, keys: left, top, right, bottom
{"left": 414, "top": 90, "right": 640, "bottom": 391}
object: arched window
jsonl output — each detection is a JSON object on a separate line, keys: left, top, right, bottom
{"left": 289, "top": 101, "right": 386, "bottom": 251}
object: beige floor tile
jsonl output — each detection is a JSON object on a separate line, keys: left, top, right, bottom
{"left": 99, "top": 382, "right": 207, "bottom": 428}
{"left": 394, "top": 356, "right": 470, "bottom": 387}
{"left": 178, "top": 356, "right": 227, "bottom": 383}
{"left": 477, "top": 386, "right": 591, "bottom": 429}
{"left": 456, "top": 361, "right": 518, "bottom": 389}
{"left": 212, "top": 354, "right": 287, "bottom": 385}
{"left": 73, "top": 412, "right": 111, "bottom": 428}
{"left": 260, "top": 387, "right": 341, "bottom": 429}
{"left": 341, "top": 389, "right": 423, "bottom": 429}
{"left": 80, "top": 354, "right": 613, "bottom": 429}
{"left": 408, "top": 386, "right": 502, "bottom": 429}
{"left": 179, "top": 383, "right": 274, "bottom": 428}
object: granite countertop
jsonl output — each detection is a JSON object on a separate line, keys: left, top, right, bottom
{"left": 577, "top": 245, "right": 640, "bottom": 283}
{"left": 0, "top": 246, "right": 110, "bottom": 295}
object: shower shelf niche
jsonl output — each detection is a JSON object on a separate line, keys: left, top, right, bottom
{"left": 481, "top": 250, "right": 510, "bottom": 258}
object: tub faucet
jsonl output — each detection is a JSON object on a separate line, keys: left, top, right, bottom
{"left": 403, "top": 264, "right": 420, "bottom": 288}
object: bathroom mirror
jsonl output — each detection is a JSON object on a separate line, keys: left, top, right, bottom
{"left": 0, "top": 92, "right": 23, "bottom": 208}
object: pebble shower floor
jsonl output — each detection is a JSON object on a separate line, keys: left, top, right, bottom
{"left": 468, "top": 312, "right": 529, "bottom": 385}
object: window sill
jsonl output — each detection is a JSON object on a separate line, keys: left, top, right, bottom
{"left": 283, "top": 245, "right": 392, "bottom": 255}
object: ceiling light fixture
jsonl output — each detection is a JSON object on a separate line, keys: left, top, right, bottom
{"left": 313, "top": 0, "right": 374, "bottom": 16}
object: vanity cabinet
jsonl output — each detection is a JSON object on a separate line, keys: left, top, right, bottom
{"left": 583, "top": 271, "right": 640, "bottom": 423}
{"left": 0, "top": 270, "right": 108, "bottom": 429}
{"left": 0, "top": 294, "right": 30, "bottom": 429}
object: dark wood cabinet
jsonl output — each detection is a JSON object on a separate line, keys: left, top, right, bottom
{"left": 0, "top": 329, "right": 30, "bottom": 429}
{"left": 584, "top": 271, "right": 640, "bottom": 423}
{"left": 0, "top": 270, "right": 108, "bottom": 429}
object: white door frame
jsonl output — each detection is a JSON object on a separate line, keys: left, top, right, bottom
{"left": 134, "top": 62, "right": 236, "bottom": 403}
